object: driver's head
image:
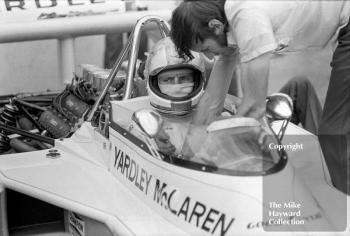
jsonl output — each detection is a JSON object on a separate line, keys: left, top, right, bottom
{"left": 145, "top": 37, "right": 206, "bottom": 116}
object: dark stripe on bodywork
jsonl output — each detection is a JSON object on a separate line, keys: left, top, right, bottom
{"left": 110, "top": 121, "right": 152, "bottom": 156}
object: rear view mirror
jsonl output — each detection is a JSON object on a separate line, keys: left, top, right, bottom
{"left": 132, "top": 109, "right": 163, "bottom": 138}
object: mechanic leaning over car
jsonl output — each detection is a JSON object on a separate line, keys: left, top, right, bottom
{"left": 170, "top": 0, "right": 350, "bottom": 195}
{"left": 142, "top": 36, "right": 322, "bottom": 160}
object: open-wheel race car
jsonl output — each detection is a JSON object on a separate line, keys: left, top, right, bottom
{"left": 0, "top": 16, "right": 349, "bottom": 236}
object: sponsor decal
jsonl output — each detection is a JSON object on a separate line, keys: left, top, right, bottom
{"left": 68, "top": 212, "right": 85, "bottom": 236}
{"left": 153, "top": 179, "right": 235, "bottom": 236}
{"left": 0, "top": 0, "right": 124, "bottom": 23}
{"left": 113, "top": 144, "right": 235, "bottom": 236}
{"left": 113, "top": 145, "right": 152, "bottom": 195}
{"left": 1, "top": 0, "right": 112, "bottom": 11}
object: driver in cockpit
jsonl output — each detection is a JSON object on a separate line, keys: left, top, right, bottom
{"left": 143, "top": 38, "right": 275, "bottom": 168}
{"left": 143, "top": 37, "right": 321, "bottom": 160}
{"left": 144, "top": 37, "right": 207, "bottom": 157}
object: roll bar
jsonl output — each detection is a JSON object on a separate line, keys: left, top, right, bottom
{"left": 87, "top": 16, "right": 170, "bottom": 122}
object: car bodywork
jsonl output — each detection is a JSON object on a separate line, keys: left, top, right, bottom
{"left": 0, "top": 16, "right": 349, "bottom": 236}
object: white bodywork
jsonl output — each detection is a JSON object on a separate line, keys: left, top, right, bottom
{"left": 0, "top": 96, "right": 349, "bottom": 236}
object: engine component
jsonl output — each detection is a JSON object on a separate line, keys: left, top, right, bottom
{"left": 0, "top": 104, "right": 19, "bottom": 127}
{"left": 0, "top": 132, "right": 10, "bottom": 153}
{"left": 0, "top": 123, "right": 54, "bottom": 146}
{"left": 10, "top": 138, "right": 38, "bottom": 153}
{"left": 18, "top": 116, "right": 36, "bottom": 131}
{"left": 79, "top": 64, "right": 126, "bottom": 94}
{"left": 53, "top": 88, "right": 91, "bottom": 122}
{"left": 39, "top": 111, "right": 71, "bottom": 139}
{"left": 46, "top": 86, "right": 92, "bottom": 138}
{"left": 14, "top": 99, "right": 47, "bottom": 112}
{"left": 63, "top": 94, "right": 90, "bottom": 118}
{"left": 16, "top": 105, "right": 43, "bottom": 131}
{"left": 72, "top": 79, "right": 96, "bottom": 104}
{"left": 29, "top": 139, "right": 51, "bottom": 150}
{"left": 0, "top": 67, "right": 124, "bottom": 144}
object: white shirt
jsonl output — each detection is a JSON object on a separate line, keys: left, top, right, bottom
{"left": 225, "top": 0, "right": 350, "bottom": 62}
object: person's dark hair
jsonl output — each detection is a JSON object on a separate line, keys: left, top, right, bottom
{"left": 171, "top": 0, "right": 227, "bottom": 59}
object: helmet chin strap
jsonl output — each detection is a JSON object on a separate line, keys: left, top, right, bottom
{"left": 151, "top": 103, "right": 194, "bottom": 117}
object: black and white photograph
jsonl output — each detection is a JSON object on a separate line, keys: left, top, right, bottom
{"left": 0, "top": 0, "right": 349, "bottom": 235}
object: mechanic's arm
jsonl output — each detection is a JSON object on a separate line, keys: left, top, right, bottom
{"left": 236, "top": 52, "right": 272, "bottom": 120}
{"left": 191, "top": 53, "right": 239, "bottom": 125}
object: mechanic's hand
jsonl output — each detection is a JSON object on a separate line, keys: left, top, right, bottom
{"left": 154, "top": 129, "right": 176, "bottom": 155}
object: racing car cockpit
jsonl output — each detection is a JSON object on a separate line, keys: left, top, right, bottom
{"left": 88, "top": 15, "right": 291, "bottom": 177}
{"left": 132, "top": 108, "right": 288, "bottom": 176}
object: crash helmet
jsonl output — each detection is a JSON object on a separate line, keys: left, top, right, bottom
{"left": 144, "top": 37, "right": 206, "bottom": 116}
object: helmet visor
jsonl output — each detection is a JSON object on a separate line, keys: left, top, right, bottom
{"left": 150, "top": 65, "right": 202, "bottom": 102}
{"left": 157, "top": 68, "right": 194, "bottom": 98}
